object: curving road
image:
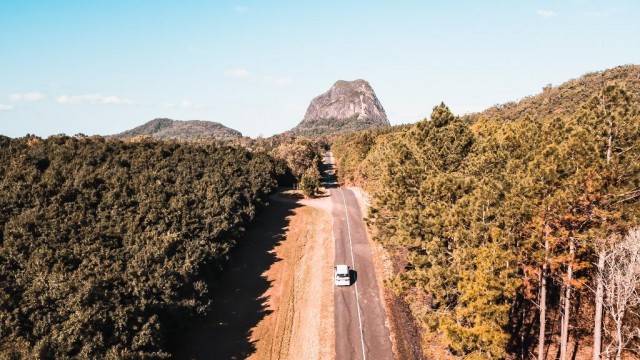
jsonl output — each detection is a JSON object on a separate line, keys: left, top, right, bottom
{"left": 325, "top": 153, "right": 393, "bottom": 360}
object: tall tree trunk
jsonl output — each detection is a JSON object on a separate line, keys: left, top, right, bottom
{"left": 538, "top": 238, "right": 549, "bottom": 360}
{"left": 615, "top": 320, "right": 623, "bottom": 360}
{"left": 606, "top": 117, "right": 613, "bottom": 165}
{"left": 560, "top": 241, "right": 574, "bottom": 360}
{"left": 595, "top": 90, "right": 612, "bottom": 360}
{"left": 593, "top": 250, "right": 605, "bottom": 360}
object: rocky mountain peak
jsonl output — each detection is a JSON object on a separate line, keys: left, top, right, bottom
{"left": 292, "top": 79, "right": 389, "bottom": 136}
{"left": 303, "top": 79, "right": 389, "bottom": 124}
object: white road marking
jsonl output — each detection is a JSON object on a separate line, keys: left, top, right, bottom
{"left": 340, "top": 188, "right": 367, "bottom": 360}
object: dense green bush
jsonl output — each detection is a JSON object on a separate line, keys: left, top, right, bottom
{"left": 299, "top": 167, "right": 321, "bottom": 198}
{"left": 0, "top": 135, "right": 281, "bottom": 358}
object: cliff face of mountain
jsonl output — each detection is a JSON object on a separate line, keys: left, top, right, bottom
{"left": 292, "top": 79, "right": 389, "bottom": 136}
{"left": 114, "top": 118, "right": 242, "bottom": 140}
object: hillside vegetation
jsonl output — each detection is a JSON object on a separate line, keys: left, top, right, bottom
{"left": 468, "top": 65, "right": 640, "bottom": 122}
{"left": 290, "top": 116, "right": 391, "bottom": 137}
{"left": 332, "top": 67, "right": 640, "bottom": 359}
{"left": 0, "top": 135, "right": 283, "bottom": 358}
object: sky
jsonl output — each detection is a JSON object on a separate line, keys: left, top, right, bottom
{"left": 1, "top": 0, "right": 638, "bottom": 138}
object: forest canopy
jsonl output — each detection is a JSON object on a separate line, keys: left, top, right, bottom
{"left": 0, "top": 135, "right": 284, "bottom": 359}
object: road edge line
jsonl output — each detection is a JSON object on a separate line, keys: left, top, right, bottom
{"left": 340, "top": 188, "right": 367, "bottom": 360}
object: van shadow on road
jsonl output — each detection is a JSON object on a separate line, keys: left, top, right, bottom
{"left": 170, "top": 199, "right": 300, "bottom": 360}
{"left": 349, "top": 269, "right": 358, "bottom": 285}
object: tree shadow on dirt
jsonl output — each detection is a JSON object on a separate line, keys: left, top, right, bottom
{"left": 170, "top": 199, "right": 299, "bottom": 360}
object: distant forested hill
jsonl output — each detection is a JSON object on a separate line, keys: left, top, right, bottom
{"left": 114, "top": 118, "right": 243, "bottom": 140}
{"left": 332, "top": 65, "right": 640, "bottom": 358}
{"left": 0, "top": 135, "right": 282, "bottom": 358}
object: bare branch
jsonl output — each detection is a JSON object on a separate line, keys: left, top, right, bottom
{"left": 600, "top": 228, "right": 640, "bottom": 359}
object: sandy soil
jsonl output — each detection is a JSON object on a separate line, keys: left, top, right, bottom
{"left": 248, "top": 190, "right": 335, "bottom": 360}
{"left": 270, "top": 189, "right": 333, "bottom": 213}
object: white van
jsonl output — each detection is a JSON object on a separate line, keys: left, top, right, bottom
{"left": 334, "top": 264, "right": 351, "bottom": 286}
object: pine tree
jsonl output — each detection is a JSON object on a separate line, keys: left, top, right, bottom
{"left": 572, "top": 84, "right": 640, "bottom": 359}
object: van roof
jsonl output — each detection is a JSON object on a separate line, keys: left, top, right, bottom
{"left": 336, "top": 264, "right": 349, "bottom": 273}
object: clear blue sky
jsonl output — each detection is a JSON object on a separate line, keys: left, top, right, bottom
{"left": 1, "top": 0, "right": 638, "bottom": 138}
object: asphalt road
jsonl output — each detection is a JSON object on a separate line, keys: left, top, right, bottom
{"left": 326, "top": 153, "right": 393, "bottom": 360}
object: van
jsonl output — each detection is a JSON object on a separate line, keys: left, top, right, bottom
{"left": 334, "top": 264, "right": 351, "bottom": 286}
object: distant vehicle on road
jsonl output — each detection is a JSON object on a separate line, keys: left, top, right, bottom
{"left": 334, "top": 264, "right": 351, "bottom": 286}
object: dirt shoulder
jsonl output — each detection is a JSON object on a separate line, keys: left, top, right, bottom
{"left": 171, "top": 189, "right": 334, "bottom": 360}
{"left": 249, "top": 191, "right": 334, "bottom": 360}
